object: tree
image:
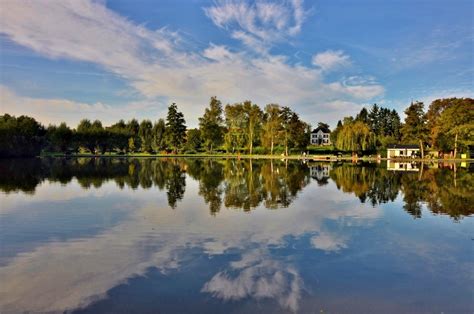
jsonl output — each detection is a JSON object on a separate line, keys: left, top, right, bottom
{"left": 437, "top": 99, "right": 474, "bottom": 157}
{"left": 262, "top": 104, "right": 281, "bottom": 155}
{"left": 185, "top": 128, "right": 202, "bottom": 152}
{"left": 152, "top": 119, "right": 166, "bottom": 152}
{"left": 199, "top": 97, "right": 224, "bottom": 153}
{"left": 317, "top": 122, "right": 330, "bottom": 129}
{"left": 335, "top": 119, "right": 374, "bottom": 155}
{"left": 47, "top": 122, "right": 73, "bottom": 153}
{"left": 427, "top": 98, "right": 474, "bottom": 155}
{"left": 108, "top": 120, "right": 130, "bottom": 153}
{"left": 279, "top": 106, "right": 293, "bottom": 156}
{"left": 401, "top": 101, "right": 428, "bottom": 158}
{"left": 356, "top": 108, "right": 369, "bottom": 124}
{"left": 165, "top": 103, "right": 187, "bottom": 153}
{"left": 224, "top": 103, "right": 245, "bottom": 153}
{"left": 126, "top": 119, "right": 140, "bottom": 153}
{"left": 331, "top": 120, "right": 343, "bottom": 145}
{"left": 288, "top": 112, "right": 310, "bottom": 152}
{"left": 77, "top": 119, "right": 96, "bottom": 153}
{"left": 0, "top": 114, "right": 45, "bottom": 157}
{"left": 242, "top": 101, "right": 263, "bottom": 155}
{"left": 139, "top": 120, "right": 153, "bottom": 153}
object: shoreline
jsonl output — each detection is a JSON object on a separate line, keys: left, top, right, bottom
{"left": 35, "top": 153, "right": 474, "bottom": 162}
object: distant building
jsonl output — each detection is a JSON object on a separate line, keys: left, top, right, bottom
{"left": 310, "top": 126, "right": 331, "bottom": 145}
{"left": 387, "top": 144, "right": 420, "bottom": 159}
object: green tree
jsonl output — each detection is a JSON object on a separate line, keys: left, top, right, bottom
{"left": 279, "top": 106, "right": 293, "bottom": 156}
{"left": 185, "top": 128, "right": 202, "bottom": 152}
{"left": 427, "top": 98, "right": 474, "bottom": 155}
{"left": 335, "top": 119, "right": 374, "bottom": 155}
{"left": 289, "top": 112, "right": 310, "bottom": 152}
{"left": 47, "top": 122, "right": 73, "bottom": 153}
{"left": 199, "top": 96, "right": 224, "bottom": 152}
{"left": 108, "top": 120, "right": 130, "bottom": 153}
{"left": 77, "top": 119, "right": 96, "bottom": 153}
{"left": 0, "top": 114, "right": 45, "bottom": 157}
{"left": 401, "top": 101, "right": 428, "bottom": 157}
{"left": 224, "top": 103, "right": 246, "bottom": 153}
{"left": 242, "top": 101, "right": 263, "bottom": 154}
{"left": 165, "top": 103, "right": 187, "bottom": 153}
{"left": 262, "top": 104, "right": 281, "bottom": 155}
{"left": 152, "top": 119, "right": 166, "bottom": 152}
{"left": 437, "top": 99, "right": 474, "bottom": 157}
{"left": 139, "top": 120, "right": 153, "bottom": 153}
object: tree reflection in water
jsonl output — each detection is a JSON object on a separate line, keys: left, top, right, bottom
{"left": 0, "top": 158, "right": 471, "bottom": 220}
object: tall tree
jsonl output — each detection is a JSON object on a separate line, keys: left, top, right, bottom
{"left": 185, "top": 128, "right": 202, "bottom": 152}
{"left": 335, "top": 119, "right": 374, "bottom": 155}
{"left": 199, "top": 97, "right": 224, "bottom": 152}
{"left": 288, "top": 112, "right": 310, "bottom": 152}
{"left": 47, "top": 122, "right": 73, "bottom": 153}
{"left": 262, "top": 104, "right": 281, "bottom": 155}
{"left": 242, "top": 100, "right": 263, "bottom": 155}
{"left": 139, "top": 120, "right": 153, "bottom": 153}
{"left": 165, "top": 103, "right": 187, "bottom": 153}
{"left": 77, "top": 119, "right": 96, "bottom": 153}
{"left": 279, "top": 106, "right": 293, "bottom": 156}
{"left": 437, "top": 99, "right": 474, "bottom": 157}
{"left": 152, "top": 119, "right": 166, "bottom": 152}
{"left": 401, "top": 101, "right": 428, "bottom": 158}
{"left": 224, "top": 103, "right": 245, "bottom": 153}
{"left": 126, "top": 119, "right": 140, "bottom": 153}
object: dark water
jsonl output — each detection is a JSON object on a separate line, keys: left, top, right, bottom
{"left": 0, "top": 158, "right": 472, "bottom": 313}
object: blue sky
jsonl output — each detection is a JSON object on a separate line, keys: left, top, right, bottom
{"left": 0, "top": 0, "right": 472, "bottom": 128}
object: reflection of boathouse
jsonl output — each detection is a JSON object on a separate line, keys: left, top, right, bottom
{"left": 309, "top": 164, "right": 332, "bottom": 181}
{"left": 387, "top": 144, "right": 420, "bottom": 159}
{"left": 387, "top": 161, "right": 419, "bottom": 171}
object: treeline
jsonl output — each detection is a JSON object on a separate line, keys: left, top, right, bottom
{"left": 0, "top": 97, "right": 472, "bottom": 157}
{"left": 0, "top": 99, "right": 310, "bottom": 157}
{"left": 331, "top": 98, "right": 473, "bottom": 156}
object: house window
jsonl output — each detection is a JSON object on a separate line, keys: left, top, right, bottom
{"left": 399, "top": 150, "right": 404, "bottom": 155}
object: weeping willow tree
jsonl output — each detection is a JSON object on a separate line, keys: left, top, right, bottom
{"left": 335, "top": 119, "right": 374, "bottom": 155}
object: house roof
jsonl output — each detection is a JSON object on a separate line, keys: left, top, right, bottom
{"left": 311, "top": 126, "right": 331, "bottom": 134}
{"left": 387, "top": 144, "right": 420, "bottom": 149}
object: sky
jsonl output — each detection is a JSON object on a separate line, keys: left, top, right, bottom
{"left": 0, "top": 0, "right": 473, "bottom": 129}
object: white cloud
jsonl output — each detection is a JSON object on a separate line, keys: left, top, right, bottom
{"left": 204, "top": 0, "right": 307, "bottom": 52}
{"left": 0, "top": 0, "right": 383, "bottom": 127}
{"left": 312, "top": 50, "right": 351, "bottom": 71}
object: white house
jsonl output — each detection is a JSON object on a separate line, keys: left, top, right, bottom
{"left": 310, "top": 126, "right": 331, "bottom": 145}
{"left": 387, "top": 144, "right": 420, "bottom": 159}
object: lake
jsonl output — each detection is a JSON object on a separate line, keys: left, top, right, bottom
{"left": 0, "top": 158, "right": 472, "bottom": 313}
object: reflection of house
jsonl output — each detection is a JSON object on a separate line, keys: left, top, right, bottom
{"left": 310, "top": 164, "right": 332, "bottom": 181}
{"left": 310, "top": 126, "right": 331, "bottom": 145}
{"left": 387, "top": 161, "right": 419, "bottom": 171}
{"left": 387, "top": 144, "right": 420, "bottom": 159}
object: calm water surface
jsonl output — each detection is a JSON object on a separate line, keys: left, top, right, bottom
{"left": 0, "top": 158, "right": 473, "bottom": 313}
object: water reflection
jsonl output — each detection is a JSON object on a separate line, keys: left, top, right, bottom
{"left": 1, "top": 158, "right": 471, "bottom": 219}
{"left": 0, "top": 158, "right": 472, "bottom": 313}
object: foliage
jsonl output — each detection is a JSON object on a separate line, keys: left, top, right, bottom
{"left": 401, "top": 101, "right": 428, "bottom": 145}
{"left": 334, "top": 119, "right": 374, "bottom": 153}
{"left": 0, "top": 114, "right": 45, "bottom": 157}
{"left": 199, "top": 97, "right": 225, "bottom": 152}
{"left": 165, "top": 103, "right": 187, "bottom": 153}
